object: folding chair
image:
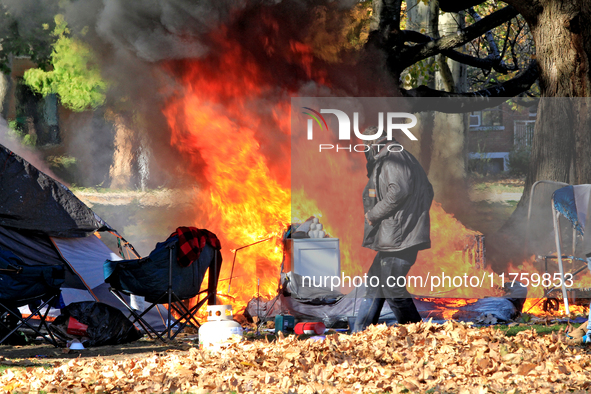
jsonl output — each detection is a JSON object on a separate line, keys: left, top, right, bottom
{"left": 0, "top": 250, "right": 64, "bottom": 346}
{"left": 526, "top": 182, "right": 591, "bottom": 315}
{"left": 104, "top": 234, "right": 221, "bottom": 341}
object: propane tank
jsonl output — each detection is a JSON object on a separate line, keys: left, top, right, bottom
{"left": 199, "top": 305, "right": 243, "bottom": 351}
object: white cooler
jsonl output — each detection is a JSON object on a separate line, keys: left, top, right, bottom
{"left": 283, "top": 238, "right": 341, "bottom": 288}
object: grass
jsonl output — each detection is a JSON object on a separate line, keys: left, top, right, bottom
{"left": 243, "top": 322, "right": 579, "bottom": 341}
{"left": 468, "top": 173, "right": 525, "bottom": 193}
{"left": 472, "top": 182, "right": 525, "bottom": 194}
{"left": 495, "top": 323, "right": 578, "bottom": 337}
{"left": 0, "top": 363, "right": 52, "bottom": 374}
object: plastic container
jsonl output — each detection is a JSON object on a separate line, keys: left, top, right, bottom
{"left": 69, "top": 340, "right": 85, "bottom": 350}
{"left": 199, "top": 305, "right": 243, "bottom": 351}
{"left": 275, "top": 314, "right": 295, "bottom": 334}
{"left": 66, "top": 317, "right": 88, "bottom": 337}
{"left": 294, "top": 322, "right": 326, "bottom": 335}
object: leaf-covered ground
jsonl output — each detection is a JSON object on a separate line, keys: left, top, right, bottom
{"left": 1, "top": 321, "right": 591, "bottom": 393}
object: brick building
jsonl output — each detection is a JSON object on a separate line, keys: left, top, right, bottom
{"left": 466, "top": 102, "right": 536, "bottom": 173}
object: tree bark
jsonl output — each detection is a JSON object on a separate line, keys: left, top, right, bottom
{"left": 106, "top": 110, "right": 136, "bottom": 189}
{"left": 509, "top": 0, "right": 591, "bottom": 201}
{"left": 490, "top": 0, "right": 591, "bottom": 269}
{"left": 0, "top": 72, "right": 11, "bottom": 120}
{"left": 405, "top": 0, "right": 437, "bottom": 174}
{"left": 429, "top": 10, "right": 470, "bottom": 216}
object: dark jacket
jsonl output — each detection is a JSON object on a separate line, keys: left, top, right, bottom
{"left": 362, "top": 140, "right": 434, "bottom": 252}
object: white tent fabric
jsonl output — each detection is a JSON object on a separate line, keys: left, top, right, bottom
{"left": 52, "top": 235, "right": 122, "bottom": 291}
{"left": 573, "top": 185, "right": 591, "bottom": 231}
{"left": 51, "top": 235, "right": 167, "bottom": 330}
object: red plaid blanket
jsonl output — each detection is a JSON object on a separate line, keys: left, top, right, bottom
{"left": 171, "top": 227, "right": 222, "bottom": 267}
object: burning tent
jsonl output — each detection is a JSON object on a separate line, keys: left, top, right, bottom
{"left": 245, "top": 281, "right": 527, "bottom": 328}
{"left": 244, "top": 218, "right": 527, "bottom": 327}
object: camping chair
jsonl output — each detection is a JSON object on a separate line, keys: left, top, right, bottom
{"left": 527, "top": 182, "right": 591, "bottom": 315}
{"left": 0, "top": 250, "right": 64, "bottom": 347}
{"left": 104, "top": 233, "right": 221, "bottom": 341}
{"left": 549, "top": 185, "right": 591, "bottom": 315}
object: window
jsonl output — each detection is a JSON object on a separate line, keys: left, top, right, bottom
{"left": 514, "top": 120, "right": 535, "bottom": 148}
{"left": 528, "top": 105, "right": 537, "bottom": 117}
{"left": 470, "top": 107, "right": 503, "bottom": 129}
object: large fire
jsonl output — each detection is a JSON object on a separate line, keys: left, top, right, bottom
{"left": 162, "top": 63, "right": 504, "bottom": 318}
{"left": 158, "top": 8, "right": 589, "bottom": 322}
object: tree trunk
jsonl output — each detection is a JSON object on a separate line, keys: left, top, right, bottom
{"left": 0, "top": 72, "right": 12, "bottom": 120}
{"left": 521, "top": 1, "right": 591, "bottom": 193}
{"left": 504, "top": 0, "right": 591, "bottom": 204}
{"left": 106, "top": 110, "right": 136, "bottom": 189}
{"left": 492, "top": 0, "right": 591, "bottom": 268}
{"left": 406, "top": 0, "right": 437, "bottom": 174}
{"left": 430, "top": 11, "right": 469, "bottom": 215}
{"left": 403, "top": 2, "right": 470, "bottom": 215}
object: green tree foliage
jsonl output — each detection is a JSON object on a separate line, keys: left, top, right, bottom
{"left": 0, "top": 3, "right": 56, "bottom": 73}
{"left": 23, "top": 15, "right": 106, "bottom": 112}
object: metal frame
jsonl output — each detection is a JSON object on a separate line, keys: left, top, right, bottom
{"left": 526, "top": 180, "right": 588, "bottom": 315}
{"left": 109, "top": 287, "right": 213, "bottom": 341}
{"left": 526, "top": 180, "right": 569, "bottom": 252}
{"left": 0, "top": 292, "right": 60, "bottom": 347}
{"left": 551, "top": 198, "right": 571, "bottom": 313}
{"left": 109, "top": 244, "right": 219, "bottom": 341}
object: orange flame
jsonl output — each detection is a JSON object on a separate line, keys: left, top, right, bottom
{"left": 159, "top": 21, "right": 331, "bottom": 314}
{"left": 504, "top": 256, "right": 591, "bottom": 317}
{"left": 160, "top": 17, "right": 526, "bottom": 319}
{"left": 408, "top": 202, "right": 503, "bottom": 298}
{"left": 521, "top": 298, "right": 588, "bottom": 317}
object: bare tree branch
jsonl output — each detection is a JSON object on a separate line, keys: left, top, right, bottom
{"left": 439, "top": 0, "right": 488, "bottom": 13}
{"left": 442, "top": 49, "right": 518, "bottom": 73}
{"left": 400, "top": 60, "right": 538, "bottom": 112}
{"left": 396, "top": 5, "right": 518, "bottom": 68}
{"left": 467, "top": 7, "right": 500, "bottom": 58}
{"left": 437, "top": 54, "right": 457, "bottom": 92}
{"left": 499, "top": 21, "right": 512, "bottom": 64}
{"left": 401, "top": 29, "right": 432, "bottom": 43}
{"left": 401, "top": 30, "right": 517, "bottom": 73}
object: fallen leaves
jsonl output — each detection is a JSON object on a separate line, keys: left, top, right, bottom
{"left": 517, "top": 362, "right": 536, "bottom": 375}
{"left": 1, "top": 321, "right": 591, "bottom": 393}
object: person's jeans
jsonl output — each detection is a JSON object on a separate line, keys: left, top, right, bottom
{"left": 353, "top": 248, "right": 422, "bottom": 332}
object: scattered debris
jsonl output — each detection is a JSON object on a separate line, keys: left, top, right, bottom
{"left": 476, "top": 313, "right": 498, "bottom": 325}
